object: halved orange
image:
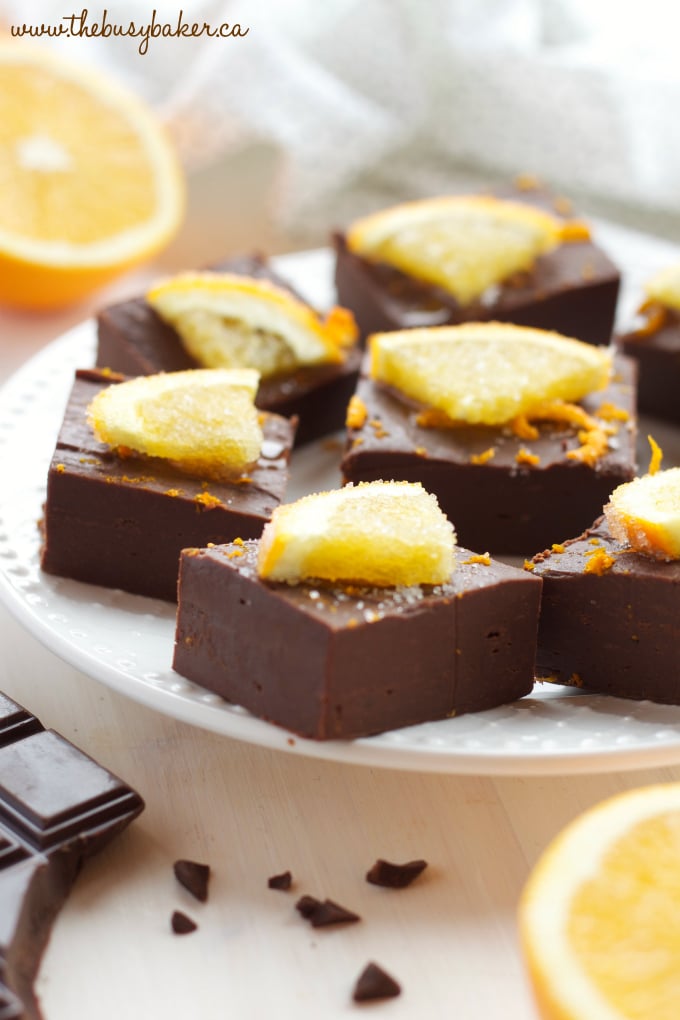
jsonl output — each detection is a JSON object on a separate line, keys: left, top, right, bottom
{"left": 520, "top": 782, "right": 680, "bottom": 1020}
{"left": 0, "top": 42, "right": 184, "bottom": 309}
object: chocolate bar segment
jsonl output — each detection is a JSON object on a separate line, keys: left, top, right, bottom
{"left": 0, "top": 694, "right": 143, "bottom": 1020}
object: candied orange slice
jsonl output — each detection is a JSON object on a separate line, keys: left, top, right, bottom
{"left": 370, "top": 322, "right": 611, "bottom": 425}
{"left": 88, "top": 369, "right": 263, "bottom": 480}
{"left": 643, "top": 263, "right": 680, "bottom": 313}
{"left": 147, "top": 272, "right": 358, "bottom": 379}
{"left": 346, "top": 195, "right": 587, "bottom": 306}
{"left": 604, "top": 467, "right": 680, "bottom": 561}
{"left": 257, "top": 481, "right": 455, "bottom": 586}
{"left": 520, "top": 782, "right": 680, "bottom": 1020}
{"left": 0, "top": 42, "right": 184, "bottom": 310}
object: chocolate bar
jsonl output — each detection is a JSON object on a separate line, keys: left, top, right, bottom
{"left": 0, "top": 693, "right": 144, "bottom": 1019}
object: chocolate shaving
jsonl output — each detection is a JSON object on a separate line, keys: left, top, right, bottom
{"left": 366, "top": 858, "right": 428, "bottom": 889}
{"left": 173, "top": 859, "right": 211, "bottom": 902}
{"left": 268, "top": 870, "right": 293, "bottom": 891}
{"left": 295, "top": 895, "right": 361, "bottom": 927}
{"left": 171, "top": 910, "right": 197, "bottom": 935}
{"left": 353, "top": 962, "right": 401, "bottom": 1002}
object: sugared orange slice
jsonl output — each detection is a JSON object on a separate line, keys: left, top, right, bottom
{"left": 147, "top": 272, "right": 357, "bottom": 379}
{"left": 88, "top": 369, "right": 262, "bottom": 480}
{"left": 257, "top": 481, "right": 455, "bottom": 586}
{"left": 370, "top": 322, "right": 611, "bottom": 425}
{"left": 643, "top": 263, "right": 680, "bottom": 313}
{"left": 604, "top": 467, "right": 680, "bottom": 561}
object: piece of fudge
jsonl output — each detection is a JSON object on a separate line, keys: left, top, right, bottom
{"left": 173, "top": 540, "right": 541, "bottom": 740}
{"left": 40, "top": 369, "right": 295, "bottom": 601}
{"left": 96, "top": 254, "right": 361, "bottom": 446}
{"left": 617, "top": 269, "right": 680, "bottom": 424}
{"left": 530, "top": 516, "right": 680, "bottom": 703}
{"left": 341, "top": 355, "right": 638, "bottom": 556}
{"left": 334, "top": 181, "right": 620, "bottom": 345}
{"left": 0, "top": 692, "right": 143, "bottom": 1019}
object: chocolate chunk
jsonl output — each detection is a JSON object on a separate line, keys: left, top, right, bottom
{"left": 268, "top": 870, "right": 292, "bottom": 891}
{"left": 366, "top": 858, "right": 428, "bottom": 888}
{"left": 295, "top": 895, "right": 361, "bottom": 928}
{"left": 295, "top": 894, "right": 322, "bottom": 919}
{"left": 0, "top": 693, "right": 143, "bottom": 1019}
{"left": 353, "top": 962, "right": 401, "bottom": 1002}
{"left": 173, "top": 859, "right": 210, "bottom": 902}
{"left": 171, "top": 910, "right": 198, "bottom": 935}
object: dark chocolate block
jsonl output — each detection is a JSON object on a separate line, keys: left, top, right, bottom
{"left": 0, "top": 692, "right": 143, "bottom": 1020}
{"left": 618, "top": 305, "right": 680, "bottom": 424}
{"left": 172, "top": 541, "right": 542, "bottom": 740}
{"left": 334, "top": 183, "right": 620, "bottom": 345}
{"left": 341, "top": 356, "right": 637, "bottom": 556}
{"left": 96, "top": 253, "right": 361, "bottom": 447}
{"left": 531, "top": 516, "right": 680, "bottom": 702}
{"left": 40, "top": 369, "right": 295, "bottom": 602}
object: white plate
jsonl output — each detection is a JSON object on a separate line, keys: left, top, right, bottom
{"left": 2, "top": 239, "right": 680, "bottom": 776}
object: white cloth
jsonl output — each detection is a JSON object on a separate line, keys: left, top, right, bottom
{"left": 3, "top": 0, "right": 680, "bottom": 242}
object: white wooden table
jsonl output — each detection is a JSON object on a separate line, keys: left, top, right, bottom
{"left": 1, "top": 247, "right": 680, "bottom": 1020}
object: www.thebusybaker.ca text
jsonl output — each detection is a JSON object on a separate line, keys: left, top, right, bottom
{"left": 11, "top": 9, "right": 249, "bottom": 56}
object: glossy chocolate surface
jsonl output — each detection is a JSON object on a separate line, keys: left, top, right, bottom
{"left": 0, "top": 693, "right": 143, "bottom": 1019}
{"left": 532, "top": 517, "right": 680, "bottom": 702}
{"left": 618, "top": 306, "right": 680, "bottom": 423}
{"left": 96, "top": 254, "right": 361, "bottom": 446}
{"left": 40, "top": 369, "right": 295, "bottom": 602}
{"left": 172, "top": 541, "right": 542, "bottom": 740}
{"left": 334, "top": 184, "right": 620, "bottom": 345}
{"left": 341, "top": 356, "right": 637, "bottom": 555}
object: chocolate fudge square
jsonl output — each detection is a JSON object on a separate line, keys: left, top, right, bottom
{"left": 96, "top": 253, "right": 361, "bottom": 447}
{"left": 341, "top": 356, "right": 637, "bottom": 556}
{"left": 531, "top": 516, "right": 680, "bottom": 703}
{"left": 618, "top": 305, "right": 680, "bottom": 424}
{"left": 172, "top": 541, "right": 542, "bottom": 740}
{"left": 40, "top": 369, "right": 295, "bottom": 602}
{"left": 334, "top": 183, "right": 620, "bottom": 345}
